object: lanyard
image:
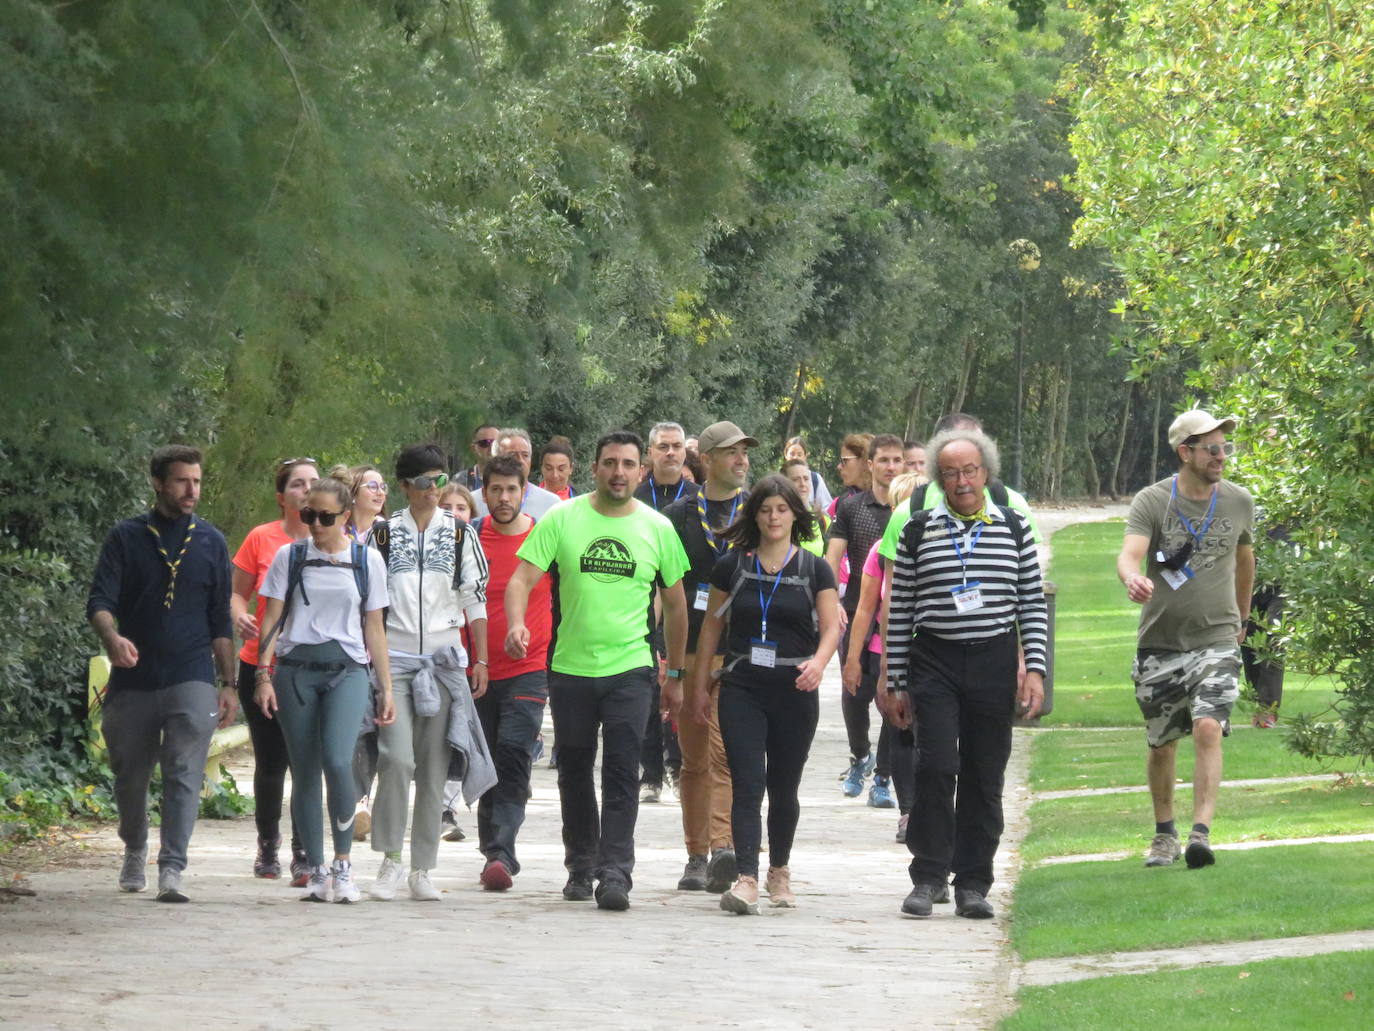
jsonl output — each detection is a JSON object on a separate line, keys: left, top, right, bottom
{"left": 146, "top": 515, "right": 196, "bottom": 609}
{"left": 1170, "top": 476, "right": 1218, "bottom": 545}
{"left": 647, "top": 474, "right": 685, "bottom": 511}
{"left": 946, "top": 518, "right": 985, "bottom": 585}
{"left": 698, "top": 490, "right": 742, "bottom": 555}
{"left": 754, "top": 545, "right": 794, "bottom": 641}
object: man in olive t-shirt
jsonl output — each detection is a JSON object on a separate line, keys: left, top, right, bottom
{"left": 1117, "top": 410, "right": 1255, "bottom": 872}
{"left": 504, "top": 430, "right": 690, "bottom": 911}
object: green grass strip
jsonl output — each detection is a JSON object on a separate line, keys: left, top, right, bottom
{"left": 1002, "top": 950, "right": 1374, "bottom": 1031}
{"left": 1013, "top": 842, "right": 1374, "bottom": 959}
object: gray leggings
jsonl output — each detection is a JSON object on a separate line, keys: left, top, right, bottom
{"left": 273, "top": 642, "right": 370, "bottom": 866}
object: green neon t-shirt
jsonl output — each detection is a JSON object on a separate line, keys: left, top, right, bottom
{"left": 517, "top": 495, "right": 690, "bottom": 677}
{"left": 877, "top": 481, "right": 1042, "bottom": 562}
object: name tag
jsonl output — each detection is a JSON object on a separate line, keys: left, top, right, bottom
{"left": 1160, "top": 565, "right": 1194, "bottom": 591}
{"left": 694, "top": 583, "right": 710, "bottom": 611}
{"left": 951, "top": 581, "right": 984, "bottom": 614}
{"left": 750, "top": 638, "right": 778, "bottom": 669}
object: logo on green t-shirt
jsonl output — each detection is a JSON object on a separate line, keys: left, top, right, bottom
{"left": 580, "top": 537, "right": 637, "bottom": 582}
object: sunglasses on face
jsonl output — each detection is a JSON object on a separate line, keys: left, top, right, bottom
{"left": 474, "top": 438, "right": 496, "bottom": 449}
{"left": 406, "top": 473, "right": 449, "bottom": 490}
{"left": 301, "top": 508, "right": 346, "bottom": 526}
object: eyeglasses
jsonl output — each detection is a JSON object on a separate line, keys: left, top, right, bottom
{"left": 474, "top": 438, "right": 496, "bottom": 449}
{"left": 1188, "top": 442, "right": 1236, "bottom": 458}
{"left": 301, "top": 508, "right": 346, "bottom": 526}
{"left": 838, "top": 456, "right": 860, "bottom": 465}
{"left": 362, "top": 481, "right": 388, "bottom": 494}
{"left": 405, "top": 473, "right": 449, "bottom": 490}
{"left": 938, "top": 464, "right": 984, "bottom": 482}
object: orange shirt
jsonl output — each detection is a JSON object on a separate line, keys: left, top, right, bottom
{"left": 232, "top": 520, "right": 294, "bottom": 666}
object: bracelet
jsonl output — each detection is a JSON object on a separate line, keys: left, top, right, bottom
{"left": 473, "top": 659, "right": 488, "bottom": 667}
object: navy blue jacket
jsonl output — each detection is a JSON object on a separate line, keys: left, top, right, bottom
{"left": 86, "top": 510, "right": 233, "bottom": 691}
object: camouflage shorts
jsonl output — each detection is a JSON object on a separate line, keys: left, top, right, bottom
{"left": 1132, "top": 645, "right": 1241, "bottom": 748}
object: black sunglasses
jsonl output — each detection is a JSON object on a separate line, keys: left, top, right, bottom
{"left": 301, "top": 507, "right": 346, "bottom": 527}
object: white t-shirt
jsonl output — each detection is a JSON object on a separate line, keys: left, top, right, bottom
{"left": 260, "top": 541, "right": 389, "bottom": 665}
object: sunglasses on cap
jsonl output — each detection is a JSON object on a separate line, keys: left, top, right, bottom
{"left": 405, "top": 473, "right": 450, "bottom": 490}
{"left": 301, "top": 507, "right": 347, "bottom": 527}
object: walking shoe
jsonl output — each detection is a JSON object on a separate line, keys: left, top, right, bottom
{"left": 441, "top": 809, "right": 466, "bottom": 842}
{"left": 118, "top": 848, "right": 147, "bottom": 893}
{"left": 842, "top": 751, "right": 874, "bottom": 798}
{"left": 562, "top": 872, "right": 594, "bottom": 901}
{"left": 595, "top": 879, "right": 630, "bottom": 911}
{"left": 764, "top": 866, "right": 795, "bottom": 908}
{"left": 369, "top": 856, "right": 406, "bottom": 900}
{"left": 837, "top": 750, "right": 875, "bottom": 780}
{"left": 408, "top": 869, "right": 441, "bottom": 901}
{"left": 352, "top": 802, "right": 371, "bottom": 843}
{"left": 301, "top": 864, "right": 331, "bottom": 903}
{"left": 480, "top": 859, "right": 513, "bottom": 892}
{"left": 1185, "top": 830, "right": 1215, "bottom": 869}
{"left": 720, "top": 875, "right": 759, "bottom": 915}
{"left": 156, "top": 867, "right": 189, "bottom": 903}
{"left": 954, "top": 887, "right": 995, "bottom": 919}
{"left": 290, "top": 848, "right": 311, "bottom": 888}
{"left": 664, "top": 766, "right": 680, "bottom": 793}
{"left": 895, "top": 813, "right": 909, "bottom": 844}
{"left": 901, "top": 883, "right": 935, "bottom": 918}
{"left": 934, "top": 880, "right": 951, "bottom": 904}
{"left": 331, "top": 859, "right": 360, "bottom": 903}
{"left": 1144, "top": 832, "right": 1181, "bottom": 868}
{"left": 640, "top": 782, "right": 662, "bottom": 804}
{"left": 705, "top": 848, "right": 737, "bottom": 894}
{"left": 253, "top": 835, "right": 282, "bottom": 879}
{"left": 868, "top": 775, "right": 896, "bottom": 809}
{"left": 678, "top": 854, "right": 709, "bottom": 891}
{"left": 1253, "top": 709, "right": 1278, "bottom": 729}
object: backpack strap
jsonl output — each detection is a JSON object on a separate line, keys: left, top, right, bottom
{"left": 988, "top": 478, "right": 1010, "bottom": 509}
{"left": 260, "top": 539, "right": 310, "bottom": 654}
{"left": 451, "top": 517, "right": 468, "bottom": 592}
{"left": 370, "top": 519, "right": 391, "bottom": 568}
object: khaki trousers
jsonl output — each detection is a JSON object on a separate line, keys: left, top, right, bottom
{"left": 678, "top": 652, "right": 731, "bottom": 855}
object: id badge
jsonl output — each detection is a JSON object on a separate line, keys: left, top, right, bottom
{"left": 694, "top": 583, "right": 710, "bottom": 611}
{"left": 1160, "top": 565, "right": 1194, "bottom": 591}
{"left": 750, "top": 638, "right": 778, "bottom": 669}
{"left": 950, "top": 581, "right": 984, "bottom": 614}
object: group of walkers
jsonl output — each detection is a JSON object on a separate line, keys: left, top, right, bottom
{"left": 86, "top": 404, "right": 1267, "bottom": 918}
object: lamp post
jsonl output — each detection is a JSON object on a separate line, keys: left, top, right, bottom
{"left": 1008, "top": 239, "right": 1041, "bottom": 493}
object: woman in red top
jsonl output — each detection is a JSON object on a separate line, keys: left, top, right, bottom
{"left": 230, "top": 457, "right": 319, "bottom": 884}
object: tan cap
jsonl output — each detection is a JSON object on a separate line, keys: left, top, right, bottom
{"left": 1168, "top": 409, "right": 1238, "bottom": 449}
{"left": 697, "top": 421, "right": 759, "bottom": 453}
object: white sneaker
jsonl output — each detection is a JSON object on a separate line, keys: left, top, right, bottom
{"left": 301, "top": 864, "right": 330, "bottom": 903}
{"left": 408, "top": 868, "right": 441, "bottom": 901}
{"left": 370, "top": 856, "right": 406, "bottom": 901}
{"left": 331, "top": 859, "right": 360, "bottom": 904}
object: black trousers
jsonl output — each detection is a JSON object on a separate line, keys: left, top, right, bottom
{"left": 476, "top": 671, "right": 548, "bottom": 875}
{"left": 906, "top": 630, "right": 1017, "bottom": 894}
{"left": 640, "top": 681, "right": 682, "bottom": 785}
{"left": 718, "top": 674, "right": 819, "bottom": 879}
{"left": 1241, "top": 588, "right": 1285, "bottom": 708}
{"left": 839, "top": 624, "right": 910, "bottom": 785}
{"left": 549, "top": 667, "right": 654, "bottom": 889}
{"left": 235, "top": 659, "right": 300, "bottom": 852}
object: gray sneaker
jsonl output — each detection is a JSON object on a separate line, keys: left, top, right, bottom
{"left": 118, "top": 848, "right": 148, "bottom": 893}
{"left": 704, "top": 848, "right": 737, "bottom": 894}
{"left": 677, "top": 853, "right": 708, "bottom": 891}
{"left": 1144, "top": 832, "right": 1181, "bottom": 867}
{"left": 1185, "top": 830, "right": 1215, "bottom": 869}
{"left": 156, "top": 867, "right": 189, "bottom": 903}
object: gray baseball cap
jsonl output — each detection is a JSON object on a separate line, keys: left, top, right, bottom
{"left": 697, "top": 421, "right": 759, "bottom": 453}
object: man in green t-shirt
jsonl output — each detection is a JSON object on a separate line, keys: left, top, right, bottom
{"left": 504, "top": 430, "right": 690, "bottom": 911}
{"left": 1117, "top": 410, "right": 1254, "bottom": 872}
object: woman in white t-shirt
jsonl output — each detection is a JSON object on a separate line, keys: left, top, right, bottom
{"left": 255, "top": 478, "right": 395, "bottom": 903}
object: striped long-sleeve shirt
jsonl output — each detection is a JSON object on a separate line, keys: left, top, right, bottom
{"left": 886, "top": 500, "right": 1048, "bottom": 691}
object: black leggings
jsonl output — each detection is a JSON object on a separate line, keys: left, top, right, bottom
{"left": 718, "top": 674, "right": 819, "bottom": 879}
{"left": 236, "top": 659, "right": 299, "bottom": 851}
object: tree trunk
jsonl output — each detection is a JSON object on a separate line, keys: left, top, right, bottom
{"left": 1150, "top": 385, "right": 1163, "bottom": 484}
{"left": 1052, "top": 363, "right": 1072, "bottom": 499}
{"left": 904, "top": 380, "right": 925, "bottom": 441}
{"left": 950, "top": 336, "right": 977, "bottom": 413}
{"left": 1109, "top": 382, "right": 1134, "bottom": 497}
{"left": 782, "top": 361, "right": 807, "bottom": 447}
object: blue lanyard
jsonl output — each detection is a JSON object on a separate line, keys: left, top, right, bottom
{"left": 698, "top": 491, "right": 742, "bottom": 555}
{"left": 647, "top": 474, "right": 685, "bottom": 511}
{"left": 946, "top": 518, "right": 985, "bottom": 584}
{"left": 1170, "top": 476, "right": 1217, "bottom": 544}
{"left": 754, "top": 546, "right": 794, "bottom": 640}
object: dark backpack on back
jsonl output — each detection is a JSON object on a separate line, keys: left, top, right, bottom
{"left": 260, "top": 539, "right": 371, "bottom": 652}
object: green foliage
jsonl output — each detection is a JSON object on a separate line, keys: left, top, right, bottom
{"left": 198, "top": 764, "right": 255, "bottom": 820}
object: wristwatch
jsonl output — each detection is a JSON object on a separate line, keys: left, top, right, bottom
{"left": 665, "top": 668, "right": 685, "bottom": 680}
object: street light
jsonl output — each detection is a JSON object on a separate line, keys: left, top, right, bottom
{"left": 1008, "top": 238, "right": 1041, "bottom": 493}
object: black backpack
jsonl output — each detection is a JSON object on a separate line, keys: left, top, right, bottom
{"left": 260, "top": 539, "right": 371, "bottom": 651}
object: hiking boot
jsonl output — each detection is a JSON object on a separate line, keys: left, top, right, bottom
{"left": 253, "top": 835, "right": 282, "bottom": 879}
{"left": 640, "top": 782, "right": 662, "bottom": 804}
{"left": 1144, "top": 832, "right": 1181, "bottom": 868}
{"left": 156, "top": 867, "right": 189, "bottom": 903}
{"left": 720, "top": 875, "right": 759, "bottom": 915}
{"left": 678, "top": 853, "right": 709, "bottom": 891}
{"left": 842, "top": 752, "right": 874, "bottom": 798}
{"left": 1253, "top": 709, "right": 1278, "bottom": 729}
{"left": 331, "top": 859, "right": 360, "bottom": 903}
{"left": 954, "top": 887, "right": 995, "bottom": 919}
{"left": 595, "top": 879, "right": 630, "bottom": 911}
{"left": 118, "top": 848, "right": 147, "bottom": 893}
{"left": 480, "top": 859, "right": 513, "bottom": 892}
{"left": 895, "top": 813, "right": 909, "bottom": 844}
{"left": 408, "top": 869, "right": 441, "bottom": 901}
{"left": 352, "top": 803, "right": 371, "bottom": 843}
{"left": 705, "top": 848, "right": 737, "bottom": 894}
{"left": 290, "top": 848, "right": 311, "bottom": 888}
{"left": 563, "top": 872, "right": 594, "bottom": 901}
{"left": 765, "top": 866, "right": 795, "bottom": 908}
{"left": 868, "top": 775, "right": 896, "bottom": 809}
{"left": 369, "top": 856, "right": 406, "bottom": 901}
{"left": 441, "top": 809, "right": 466, "bottom": 842}
{"left": 901, "top": 883, "right": 935, "bottom": 918}
{"left": 1185, "top": 830, "right": 1215, "bottom": 869}
{"left": 301, "top": 864, "right": 331, "bottom": 903}
{"left": 934, "top": 880, "right": 951, "bottom": 904}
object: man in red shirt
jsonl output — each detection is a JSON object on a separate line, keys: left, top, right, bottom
{"left": 472, "top": 454, "right": 555, "bottom": 891}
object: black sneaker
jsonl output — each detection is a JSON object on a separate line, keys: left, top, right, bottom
{"left": 289, "top": 849, "right": 311, "bottom": 888}
{"left": 901, "top": 883, "right": 935, "bottom": 918}
{"left": 562, "top": 872, "right": 594, "bottom": 902}
{"left": 595, "top": 880, "right": 630, "bottom": 911}
{"left": 704, "top": 848, "right": 737, "bottom": 894}
{"left": 954, "top": 887, "right": 994, "bottom": 919}
{"left": 253, "top": 835, "right": 282, "bottom": 879}
{"left": 1185, "top": 830, "right": 1215, "bottom": 869}
{"left": 678, "top": 854, "right": 708, "bottom": 891}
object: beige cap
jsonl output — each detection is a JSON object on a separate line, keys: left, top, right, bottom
{"left": 1168, "top": 409, "right": 1238, "bottom": 449}
{"left": 697, "top": 421, "right": 759, "bottom": 453}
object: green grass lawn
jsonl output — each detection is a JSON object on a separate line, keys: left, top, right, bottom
{"left": 1021, "top": 779, "right": 1374, "bottom": 862}
{"left": 1012, "top": 842, "right": 1374, "bottom": 959}
{"left": 1002, "top": 951, "right": 1374, "bottom": 1031}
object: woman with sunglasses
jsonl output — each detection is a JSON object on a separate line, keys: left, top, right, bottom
{"left": 689, "top": 474, "right": 840, "bottom": 915}
{"left": 254, "top": 478, "right": 394, "bottom": 902}
{"left": 230, "top": 456, "right": 319, "bottom": 884}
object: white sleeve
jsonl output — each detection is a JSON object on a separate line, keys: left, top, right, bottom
{"left": 364, "top": 548, "right": 390, "bottom": 611}
{"left": 259, "top": 543, "right": 293, "bottom": 601}
{"left": 454, "top": 526, "right": 489, "bottom": 622}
